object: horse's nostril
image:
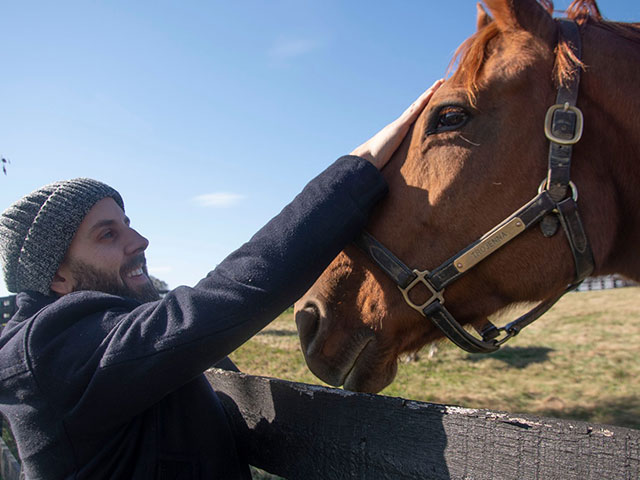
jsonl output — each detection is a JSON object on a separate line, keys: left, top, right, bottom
{"left": 294, "top": 300, "right": 322, "bottom": 350}
{"left": 303, "top": 301, "right": 320, "bottom": 319}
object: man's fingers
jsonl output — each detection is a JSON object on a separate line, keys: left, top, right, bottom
{"left": 350, "top": 79, "right": 444, "bottom": 169}
{"left": 400, "top": 79, "right": 445, "bottom": 123}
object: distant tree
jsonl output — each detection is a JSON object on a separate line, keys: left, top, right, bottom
{"left": 150, "top": 275, "right": 170, "bottom": 295}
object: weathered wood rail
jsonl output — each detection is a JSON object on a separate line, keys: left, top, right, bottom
{"left": 2, "top": 294, "right": 640, "bottom": 479}
{"left": 206, "top": 369, "right": 640, "bottom": 480}
{"left": 1, "top": 369, "right": 638, "bottom": 480}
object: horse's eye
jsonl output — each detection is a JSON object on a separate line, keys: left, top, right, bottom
{"left": 437, "top": 107, "right": 468, "bottom": 129}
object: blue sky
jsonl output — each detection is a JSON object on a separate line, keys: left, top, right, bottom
{"left": 1, "top": 1, "right": 637, "bottom": 296}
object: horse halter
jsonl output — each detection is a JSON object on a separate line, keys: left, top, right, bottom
{"left": 355, "top": 19, "right": 595, "bottom": 354}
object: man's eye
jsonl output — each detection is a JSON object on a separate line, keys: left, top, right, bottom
{"left": 437, "top": 107, "right": 468, "bottom": 129}
{"left": 101, "top": 230, "right": 115, "bottom": 240}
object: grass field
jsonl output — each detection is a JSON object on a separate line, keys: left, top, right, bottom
{"left": 230, "top": 286, "right": 640, "bottom": 430}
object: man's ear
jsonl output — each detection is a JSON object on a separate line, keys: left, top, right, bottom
{"left": 50, "top": 267, "right": 74, "bottom": 296}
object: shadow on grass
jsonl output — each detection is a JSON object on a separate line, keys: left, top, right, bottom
{"left": 258, "top": 329, "right": 297, "bottom": 337}
{"left": 464, "top": 346, "right": 554, "bottom": 368}
{"left": 537, "top": 396, "right": 640, "bottom": 430}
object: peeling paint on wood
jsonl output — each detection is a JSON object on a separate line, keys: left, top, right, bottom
{"left": 206, "top": 368, "right": 640, "bottom": 480}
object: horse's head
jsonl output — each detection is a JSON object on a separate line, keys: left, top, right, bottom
{"left": 295, "top": 0, "right": 638, "bottom": 392}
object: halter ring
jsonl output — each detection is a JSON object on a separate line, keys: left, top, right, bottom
{"left": 538, "top": 179, "right": 578, "bottom": 202}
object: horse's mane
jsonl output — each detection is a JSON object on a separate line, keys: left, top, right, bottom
{"left": 450, "top": 0, "right": 640, "bottom": 102}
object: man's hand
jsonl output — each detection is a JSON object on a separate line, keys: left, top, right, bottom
{"left": 350, "top": 79, "right": 444, "bottom": 170}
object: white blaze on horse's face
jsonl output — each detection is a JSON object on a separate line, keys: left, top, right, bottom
{"left": 296, "top": 0, "right": 639, "bottom": 393}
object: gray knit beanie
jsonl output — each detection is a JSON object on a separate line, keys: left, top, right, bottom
{"left": 0, "top": 178, "right": 124, "bottom": 295}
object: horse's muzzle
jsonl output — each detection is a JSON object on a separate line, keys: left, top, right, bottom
{"left": 294, "top": 295, "right": 376, "bottom": 388}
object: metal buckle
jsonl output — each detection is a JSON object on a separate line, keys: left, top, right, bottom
{"left": 494, "top": 326, "right": 518, "bottom": 346}
{"left": 544, "top": 103, "right": 584, "bottom": 145}
{"left": 398, "top": 270, "right": 444, "bottom": 314}
{"left": 538, "top": 178, "right": 579, "bottom": 202}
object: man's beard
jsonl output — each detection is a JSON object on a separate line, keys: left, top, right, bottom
{"left": 67, "top": 256, "right": 160, "bottom": 303}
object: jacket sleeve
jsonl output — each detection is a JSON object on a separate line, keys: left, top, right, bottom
{"left": 28, "top": 156, "right": 387, "bottom": 428}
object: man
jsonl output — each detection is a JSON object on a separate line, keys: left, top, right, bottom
{"left": 0, "top": 81, "right": 442, "bottom": 479}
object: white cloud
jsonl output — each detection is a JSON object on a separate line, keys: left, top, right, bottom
{"left": 268, "top": 38, "right": 319, "bottom": 61}
{"left": 192, "top": 192, "right": 245, "bottom": 208}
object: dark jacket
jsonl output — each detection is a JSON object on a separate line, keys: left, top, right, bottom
{"left": 0, "top": 156, "right": 387, "bottom": 479}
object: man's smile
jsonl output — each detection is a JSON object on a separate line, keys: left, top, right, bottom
{"left": 121, "top": 255, "right": 151, "bottom": 289}
{"left": 125, "top": 265, "right": 145, "bottom": 279}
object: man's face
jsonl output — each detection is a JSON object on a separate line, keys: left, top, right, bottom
{"left": 52, "top": 197, "right": 159, "bottom": 302}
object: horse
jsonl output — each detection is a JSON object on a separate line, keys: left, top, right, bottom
{"left": 294, "top": 0, "right": 640, "bottom": 393}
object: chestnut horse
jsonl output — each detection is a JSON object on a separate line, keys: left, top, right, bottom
{"left": 295, "top": 0, "right": 640, "bottom": 393}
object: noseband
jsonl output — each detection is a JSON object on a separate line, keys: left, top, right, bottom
{"left": 356, "top": 19, "right": 595, "bottom": 354}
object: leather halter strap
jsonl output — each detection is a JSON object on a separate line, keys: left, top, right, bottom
{"left": 354, "top": 19, "right": 594, "bottom": 354}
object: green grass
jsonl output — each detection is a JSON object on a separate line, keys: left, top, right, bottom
{"left": 230, "top": 287, "right": 640, "bottom": 430}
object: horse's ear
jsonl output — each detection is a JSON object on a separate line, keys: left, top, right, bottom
{"left": 476, "top": 3, "right": 493, "bottom": 30}
{"left": 484, "top": 0, "right": 556, "bottom": 45}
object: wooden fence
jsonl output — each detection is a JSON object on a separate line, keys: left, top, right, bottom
{"left": 207, "top": 369, "right": 640, "bottom": 480}
{"left": 0, "top": 370, "right": 638, "bottom": 480}
{"left": 1, "top": 291, "right": 640, "bottom": 479}
{"left": 576, "top": 274, "right": 637, "bottom": 291}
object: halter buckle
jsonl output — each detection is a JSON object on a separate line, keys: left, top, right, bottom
{"left": 478, "top": 322, "right": 518, "bottom": 346}
{"left": 544, "top": 103, "right": 584, "bottom": 145}
{"left": 494, "top": 326, "right": 518, "bottom": 346}
{"left": 538, "top": 178, "right": 579, "bottom": 202}
{"left": 398, "top": 270, "right": 444, "bottom": 314}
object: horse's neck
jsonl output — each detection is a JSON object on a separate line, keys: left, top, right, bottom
{"left": 581, "top": 23, "right": 640, "bottom": 280}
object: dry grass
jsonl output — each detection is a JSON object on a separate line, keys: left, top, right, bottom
{"left": 230, "top": 287, "right": 640, "bottom": 430}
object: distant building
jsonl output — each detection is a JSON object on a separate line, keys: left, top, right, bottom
{"left": 576, "top": 274, "right": 638, "bottom": 291}
{"left": 1, "top": 295, "right": 17, "bottom": 333}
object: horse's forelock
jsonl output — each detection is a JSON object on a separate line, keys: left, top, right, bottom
{"left": 448, "top": 0, "right": 629, "bottom": 100}
{"left": 448, "top": 1, "right": 558, "bottom": 103}
{"left": 448, "top": 22, "right": 501, "bottom": 104}
{"left": 566, "top": 0, "right": 602, "bottom": 25}
{"left": 555, "top": 0, "right": 640, "bottom": 87}
{"left": 538, "top": 0, "right": 555, "bottom": 16}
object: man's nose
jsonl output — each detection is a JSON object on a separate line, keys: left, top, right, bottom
{"left": 124, "top": 227, "right": 149, "bottom": 255}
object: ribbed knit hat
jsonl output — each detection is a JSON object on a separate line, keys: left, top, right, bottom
{"left": 0, "top": 178, "right": 124, "bottom": 295}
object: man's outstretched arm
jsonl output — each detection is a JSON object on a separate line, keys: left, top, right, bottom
{"left": 30, "top": 82, "right": 442, "bottom": 426}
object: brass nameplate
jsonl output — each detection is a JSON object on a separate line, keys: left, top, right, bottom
{"left": 454, "top": 217, "right": 525, "bottom": 273}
